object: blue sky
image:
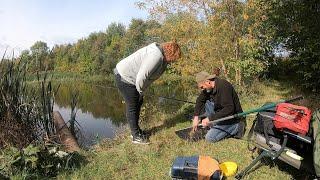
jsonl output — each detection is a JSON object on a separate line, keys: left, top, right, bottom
{"left": 0, "top": 0, "right": 148, "bottom": 56}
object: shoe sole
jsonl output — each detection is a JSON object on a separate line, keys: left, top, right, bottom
{"left": 130, "top": 134, "right": 149, "bottom": 139}
{"left": 130, "top": 135, "right": 150, "bottom": 145}
{"left": 132, "top": 140, "right": 150, "bottom": 145}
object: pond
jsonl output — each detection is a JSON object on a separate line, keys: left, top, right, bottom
{"left": 53, "top": 80, "right": 193, "bottom": 148}
{"left": 54, "top": 82, "right": 125, "bottom": 148}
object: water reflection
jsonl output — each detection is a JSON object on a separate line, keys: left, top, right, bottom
{"left": 54, "top": 104, "right": 126, "bottom": 147}
{"left": 54, "top": 82, "right": 126, "bottom": 125}
{"left": 53, "top": 82, "right": 127, "bottom": 147}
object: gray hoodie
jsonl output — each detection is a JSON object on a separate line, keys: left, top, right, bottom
{"left": 115, "top": 42, "right": 167, "bottom": 94}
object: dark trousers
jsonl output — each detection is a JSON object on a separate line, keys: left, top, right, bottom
{"left": 114, "top": 73, "right": 143, "bottom": 136}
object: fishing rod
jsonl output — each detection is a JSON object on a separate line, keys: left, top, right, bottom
{"left": 96, "top": 85, "right": 196, "bottom": 104}
{"left": 158, "top": 96, "right": 195, "bottom": 104}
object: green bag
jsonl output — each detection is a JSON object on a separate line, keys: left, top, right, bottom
{"left": 312, "top": 109, "right": 320, "bottom": 177}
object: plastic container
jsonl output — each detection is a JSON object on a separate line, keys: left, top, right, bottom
{"left": 219, "top": 161, "right": 238, "bottom": 177}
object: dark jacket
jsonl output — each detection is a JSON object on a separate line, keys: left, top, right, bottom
{"left": 194, "top": 77, "right": 244, "bottom": 125}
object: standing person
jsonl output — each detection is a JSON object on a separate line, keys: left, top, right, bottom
{"left": 114, "top": 42, "right": 181, "bottom": 144}
{"left": 192, "top": 71, "right": 246, "bottom": 143}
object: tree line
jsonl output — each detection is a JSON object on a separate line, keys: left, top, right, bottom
{"left": 17, "top": 0, "right": 320, "bottom": 90}
{"left": 19, "top": 19, "right": 160, "bottom": 75}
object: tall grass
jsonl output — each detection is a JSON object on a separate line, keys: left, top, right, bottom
{"left": 0, "top": 55, "right": 88, "bottom": 179}
{"left": 69, "top": 90, "right": 81, "bottom": 139}
{"left": 0, "top": 55, "right": 56, "bottom": 148}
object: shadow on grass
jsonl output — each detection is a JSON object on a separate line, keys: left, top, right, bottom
{"left": 0, "top": 173, "right": 9, "bottom": 180}
{"left": 146, "top": 104, "right": 194, "bottom": 136}
{"left": 264, "top": 158, "right": 313, "bottom": 180}
{"left": 242, "top": 143, "right": 315, "bottom": 179}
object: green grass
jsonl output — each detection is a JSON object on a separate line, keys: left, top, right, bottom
{"left": 54, "top": 80, "right": 316, "bottom": 180}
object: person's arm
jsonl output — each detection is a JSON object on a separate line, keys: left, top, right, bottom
{"left": 135, "top": 50, "right": 163, "bottom": 94}
{"left": 208, "top": 85, "right": 235, "bottom": 121}
{"left": 192, "top": 92, "right": 207, "bottom": 131}
{"left": 194, "top": 91, "right": 206, "bottom": 116}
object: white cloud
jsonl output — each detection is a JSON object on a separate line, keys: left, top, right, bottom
{"left": 1, "top": 36, "right": 7, "bottom": 41}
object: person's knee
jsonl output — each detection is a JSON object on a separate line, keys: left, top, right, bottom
{"left": 205, "top": 132, "right": 220, "bottom": 143}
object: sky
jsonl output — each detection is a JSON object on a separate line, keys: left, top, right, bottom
{"left": 0, "top": 0, "right": 148, "bottom": 57}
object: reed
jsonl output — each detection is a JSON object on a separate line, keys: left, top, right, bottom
{"left": 69, "top": 90, "right": 80, "bottom": 139}
{"left": 0, "top": 53, "right": 56, "bottom": 148}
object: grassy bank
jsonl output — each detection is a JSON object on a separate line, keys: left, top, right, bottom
{"left": 52, "top": 79, "right": 318, "bottom": 180}
{"left": 26, "top": 71, "right": 115, "bottom": 84}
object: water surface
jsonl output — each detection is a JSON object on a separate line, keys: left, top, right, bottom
{"left": 53, "top": 80, "right": 191, "bottom": 147}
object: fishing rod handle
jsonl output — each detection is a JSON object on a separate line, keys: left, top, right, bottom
{"left": 283, "top": 95, "right": 303, "bottom": 103}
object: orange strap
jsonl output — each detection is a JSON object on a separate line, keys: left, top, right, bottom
{"left": 198, "top": 156, "right": 220, "bottom": 180}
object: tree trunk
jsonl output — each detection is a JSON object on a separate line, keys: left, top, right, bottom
{"left": 220, "top": 58, "right": 230, "bottom": 81}
{"left": 53, "top": 111, "right": 80, "bottom": 152}
{"left": 227, "top": 0, "right": 242, "bottom": 85}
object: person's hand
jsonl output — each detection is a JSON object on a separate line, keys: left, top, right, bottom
{"left": 139, "top": 93, "right": 144, "bottom": 102}
{"left": 202, "top": 117, "right": 211, "bottom": 127}
{"left": 192, "top": 116, "right": 200, "bottom": 132}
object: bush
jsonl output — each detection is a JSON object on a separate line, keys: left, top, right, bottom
{"left": 0, "top": 144, "right": 85, "bottom": 178}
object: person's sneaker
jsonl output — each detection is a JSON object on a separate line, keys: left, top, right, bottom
{"left": 132, "top": 134, "right": 150, "bottom": 145}
{"left": 138, "top": 129, "right": 149, "bottom": 136}
{"left": 130, "top": 130, "right": 149, "bottom": 139}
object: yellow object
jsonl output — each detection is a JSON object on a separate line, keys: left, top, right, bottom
{"left": 219, "top": 161, "right": 238, "bottom": 177}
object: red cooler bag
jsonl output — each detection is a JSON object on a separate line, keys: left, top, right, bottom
{"left": 273, "top": 103, "right": 312, "bottom": 135}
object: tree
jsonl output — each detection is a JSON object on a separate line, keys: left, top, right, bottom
{"left": 262, "top": 0, "right": 320, "bottom": 90}
{"left": 29, "top": 41, "right": 50, "bottom": 72}
{"left": 138, "top": 0, "right": 266, "bottom": 84}
{"left": 19, "top": 50, "right": 31, "bottom": 65}
{"left": 101, "top": 23, "right": 126, "bottom": 74}
{"left": 106, "top": 23, "right": 126, "bottom": 46}
{"left": 122, "top": 19, "right": 161, "bottom": 57}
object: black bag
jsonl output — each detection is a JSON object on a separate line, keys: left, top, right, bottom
{"left": 254, "top": 110, "right": 279, "bottom": 145}
{"left": 248, "top": 104, "right": 282, "bottom": 147}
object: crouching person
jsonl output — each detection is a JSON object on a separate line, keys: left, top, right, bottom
{"left": 192, "top": 71, "right": 246, "bottom": 143}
